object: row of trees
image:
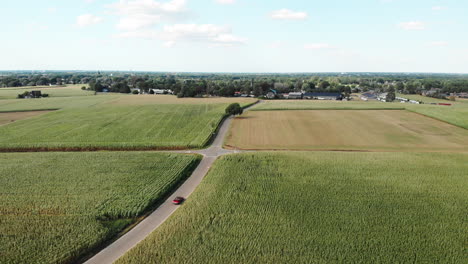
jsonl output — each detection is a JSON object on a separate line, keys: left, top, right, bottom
{"left": 1, "top": 72, "right": 467, "bottom": 97}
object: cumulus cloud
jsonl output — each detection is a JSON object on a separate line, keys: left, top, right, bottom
{"left": 76, "top": 14, "right": 103, "bottom": 27}
{"left": 116, "top": 23, "right": 246, "bottom": 47}
{"left": 215, "top": 0, "right": 235, "bottom": 4}
{"left": 108, "top": 0, "right": 189, "bottom": 31}
{"left": 270, "top": 9, "right": 308, "bottom": 20}
{"left": 109, "top": 0, "right": 245, "bottom": 47}
{"left": 398, "top": 21, "right": 425, "bottom": 30}
{"left": 161, "top": 24, "right": 246, "bottom": 46}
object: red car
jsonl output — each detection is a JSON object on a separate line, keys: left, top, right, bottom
{"left": 172, "top": 196, "right": 185, "bottom": 205}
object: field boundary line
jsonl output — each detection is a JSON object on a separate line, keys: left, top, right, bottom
{"left": 405, "top": 108, "right": 468, "bottom": 130}
{"left": 251, "top": 107, "right": 406, "bottom": 111}
{"left": 0, "top": 108, "right": 60, "bottom": 113}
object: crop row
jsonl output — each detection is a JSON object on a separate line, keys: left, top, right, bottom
{"left": 0, "top": 152, "right": 200, "bottom": 264}
{"left": 117, "top": 152, "right": 468, "bottom": 264}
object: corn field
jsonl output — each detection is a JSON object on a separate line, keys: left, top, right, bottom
{"left": 117, "top": 152, "right": 468, "bottom": 264}
{"left": 0, "top": 152, "right": 200, "bottom": 264}
{"left": 0, "top": 104, "right": 229, "bottom": 150}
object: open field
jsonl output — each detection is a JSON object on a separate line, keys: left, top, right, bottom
{"left": 252, "top": 100, "right": 468, "bottom": 129}
{"left": 225, "top": 110, "right": 468, "bottom": 151}
{"left": 397, "top": 93, "right": 468, "bottom": 104}
{"left": 0, "top": 152, "right": 200, "bottom": 264}
{"left": 0, "top": 110, "right": 53, "bottom": 125}
{"left": 107, "top": 95, "right": 257, "bottom": 106}
{"left": 0, "top": 94, "right": 120, "bottom": 112}
{"left": 116, "top": 152, "right": 468, "bottom": 264}
{"left": 253, "top": 100, "right": 406, "bottom": 111}
{"left": 0, "top": 84, "right": 93, "bottom": 99}
{"left": 0, "top": 95, "right": 256, "bottom": 150}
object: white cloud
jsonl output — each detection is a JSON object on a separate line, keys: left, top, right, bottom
{"left": 161, "top": 24, "right": 246, "bottom": 46}
{"left": 212, "top": 34, "right": 247, "bottom": 46}
{"left": 110, "top": 1, "right": 245, "bottom": 47}
{"left": 304, "top": 43, "right": 333, "bottom": 50}
{"left": 432, "top": 6, "right": 447, "bottom": 11}
{"left": 108, "top": 0, "right": 189, "bottom": 31}
{"left": 398, "top": 21, "right": 425, "bottom": 30}
{"left": 115, "top": 23, "right": 247, "bottom": 47}
{"left": 429, "top": 41, "right": 449, "bottom": 47}
{"left": 215, "top": 0, "right": 235, "bottom": 4}
{"left": 270, "top": 9, "right": 308, "bottom": 20}
{"left": 76, "top": 14, "right": 103, "bottom": 28}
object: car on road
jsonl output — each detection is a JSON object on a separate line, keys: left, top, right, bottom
{"left": 172, "top": 196, "right": 185, "bottom": 205}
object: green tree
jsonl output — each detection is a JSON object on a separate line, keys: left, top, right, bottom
{"left": 386, "top": 87, "right": 396, "bottom": 102}
{"left": 225, "top": 103, "right": 243, "bottom": 116}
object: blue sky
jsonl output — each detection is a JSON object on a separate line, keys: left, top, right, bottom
{"left": 1, "top": 0, "right": 467, "bottom": 73}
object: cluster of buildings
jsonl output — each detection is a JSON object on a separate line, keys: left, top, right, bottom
{"left": 266, "top": 91, "right": 343, "bottom": 100}
{"left": 422, "top": 89, "right": 468, "bottom": 98}
{"left": 130, "top": 88, "right": 174, "bottom": 95}
{"left": 362, "top": 91, "right": 421, "bottom": 104}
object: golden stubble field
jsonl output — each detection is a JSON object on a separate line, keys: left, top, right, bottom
{"left": 225, "top": 110, "right": 468, "bottom": 152}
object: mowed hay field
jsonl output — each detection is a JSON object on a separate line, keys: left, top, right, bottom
{"left": 0, "top": 152, "right": 200, "bottom": 264}
{"left": 253, "top": 99, "right": 468, "bottom": 129}
{"left": 225, "top": 110, "right": 468, "bottom": 151}
{"left": 0, "top": 95, "right": 256, "bottom": 150}
{"left": 0, "top": 85, "right": 93, "bottom": 100}
{"left": 116, "top": 152, "right": 468, "bottom": 264}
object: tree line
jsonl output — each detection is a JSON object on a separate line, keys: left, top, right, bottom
{"left": 1, "top": 72, "right": 467, "bottom": 97}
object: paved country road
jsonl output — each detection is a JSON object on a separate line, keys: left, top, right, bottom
{"left": 84, "top": 102, "right": 258, "bottom": 264}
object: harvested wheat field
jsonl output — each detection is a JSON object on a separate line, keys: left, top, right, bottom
{"left": 225, "top": 110, "right": 468, "bottom": 152}
{"left": 0, "top": 110, "right": 53, "bottom": 126}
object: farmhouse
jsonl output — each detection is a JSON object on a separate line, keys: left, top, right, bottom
{"left": 361, "top": 91, "right": 377, "bottom": 101}
{"left": 150, "top": 89, "right": 173, "bottom": 95}
{"left": 422, "top": 88, "right": 442, "bottom": 96}
{"left": 377, "top": 93, "right": 388, "bottom": 102}
{"left": 303, "top": 92, "right": 342, "bottom": 100}
{"left": 451, "top": 92, "right": 468, "bottom": 98}
{"left": 288, "top": 92, "right": 303, "bottom": 99}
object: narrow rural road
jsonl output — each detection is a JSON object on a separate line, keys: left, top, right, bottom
{"left": 84, "top": 102, "right": 258, "bottom": 264}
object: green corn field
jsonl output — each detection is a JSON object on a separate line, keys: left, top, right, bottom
{"left": 116, "top": 152, "right": 468, "bottom": 264}
{"left": 0, "top": 152, "right": 200, "bottom": 264}
{"left": 0, "top": 95, "right": 256, "bottom": 150}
